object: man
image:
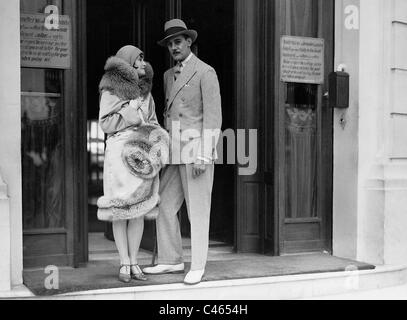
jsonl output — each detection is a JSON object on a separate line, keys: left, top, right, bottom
{"left": 143, "top": 19, "right": 222, "bottom": 285}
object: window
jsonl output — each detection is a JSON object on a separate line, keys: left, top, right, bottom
{"left": 21, "top": 0, "right": 65, "bottom": 229}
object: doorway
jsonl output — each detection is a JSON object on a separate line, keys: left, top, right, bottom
{"left": 178, "top": 0, "right": 236, "bottom": 248}
{"left": 86, "top": 0, "right": 168, "bottom": 253}
{"left": 85, "top": 0, "right": 236, "bottom": 257}
{"left": 21, "top": 0, "right": 334, "bottom": 269}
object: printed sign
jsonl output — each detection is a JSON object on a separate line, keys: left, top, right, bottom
{"left": 20, "top": 13, "right": 71, "bottom": 69}
{"left": 281, "top": 36, "right": 324, "bottom": 84}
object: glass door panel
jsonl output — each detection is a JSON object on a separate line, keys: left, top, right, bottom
{"left": 21, "top": 0, "right": 65, "bottom": 231}
{"left": 21, "top": 0, "right": 71, "bottom": 268}
{"left": 285, "top": 83, "right": 318, "bottom": 219}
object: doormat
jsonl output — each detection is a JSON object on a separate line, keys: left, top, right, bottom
{"left": 23, "top": 254, "right": 375, "bottom": 296}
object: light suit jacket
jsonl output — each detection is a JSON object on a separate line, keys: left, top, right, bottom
{"left": 163, "top": 54, "right": 222, "bottom": 164}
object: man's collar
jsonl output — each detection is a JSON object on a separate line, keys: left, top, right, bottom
{"left": 180, "top": 52, "right": 193, "bottom": 67}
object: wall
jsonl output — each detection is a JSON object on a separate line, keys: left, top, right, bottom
{"left": 356, "top": 0, "right": 387, "bottom": 265}
{"left": 0, "top": 176, "right": 11, "bottom": 291}
{"left": 0, "top": 0, "right": 23, "bottom": 289}
{"left": 356, "top": 0, "right": 407, "bottom": 265}
{"left": 333, "top": 0, "right": 360, "bottom": 260}
{"left": 383, "top": 0, "right": 407, "bottom": 265}
{"left": 334, "top": 0, "right": 407, "bottom": 266}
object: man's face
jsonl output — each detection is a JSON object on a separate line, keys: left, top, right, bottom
{"left": 167, "top": 35, "right": 192, "bottom": 62}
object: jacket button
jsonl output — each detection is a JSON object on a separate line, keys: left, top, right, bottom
{"left": 179, "top": 113, "right": 183, "bottom": 117}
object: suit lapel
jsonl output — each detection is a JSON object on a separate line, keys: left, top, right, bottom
{"left": 168, "top": 54, "right": 198, "bottom": 108}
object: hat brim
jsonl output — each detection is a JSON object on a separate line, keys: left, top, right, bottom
{"left": 157, "top": 30, "right": 198, "bottom": 47}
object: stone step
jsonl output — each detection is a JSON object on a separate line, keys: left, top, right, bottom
{"left": 12, "top": 264, "right": 407, "bottom": 300}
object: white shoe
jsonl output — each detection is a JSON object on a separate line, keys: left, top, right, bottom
{"left": 143, "top": 263, "right": 185, "bottom": 275}
{"left": 184, "top": 269, "right": 205, "bottom": 285}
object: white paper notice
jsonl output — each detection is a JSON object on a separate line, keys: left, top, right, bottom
{"left": 20, "top": 14, "right": 71, "bottom": 69}
{"left": 280, "top": 36, "right": 324, "bottom": 84}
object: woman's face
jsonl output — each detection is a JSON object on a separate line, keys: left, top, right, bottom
{"left": 133, "top": 55, "right": 146, "bottom": 77}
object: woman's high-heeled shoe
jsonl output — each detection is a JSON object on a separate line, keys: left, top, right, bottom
{"left": 131, "top": 264, "right": 148, "bottom": 281}
{"left": 119, "top": 264, "right": 131, "bottom": 283}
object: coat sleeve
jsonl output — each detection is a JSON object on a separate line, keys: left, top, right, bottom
{"left": 196, "top": 68, "right": 223, "bottom": 162}
{"left": 147, "top": 95, "right": 159, "bottom": 126}
{"left": 99, "top": 91, "right": 143, "bottom": 134}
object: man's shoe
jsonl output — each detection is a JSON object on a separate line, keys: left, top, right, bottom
{"left": 184, "top": 269, "right": 205, "bottom": 285}
{"left": 143, "top": 263, "right": 185, "bottom": 275}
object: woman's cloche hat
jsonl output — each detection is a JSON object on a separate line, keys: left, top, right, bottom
{"left": 157, "top": 19, "right": 198, "bottom": 47}
{"left": 115, "top": 45, "right": 144, "bottom": 67}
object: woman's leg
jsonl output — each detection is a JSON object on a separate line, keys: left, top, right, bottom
{"left": 127, "top": 217, "right": 144, "bottom": 265}
{"left": 112, "top": 220, "right": 130, "bottom": 266}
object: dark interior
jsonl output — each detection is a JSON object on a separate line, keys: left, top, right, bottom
{"left": 181, "top": 0, "right": 235, "bottom": 245}
{"left": 86, "top": 0, "right": 235, "bottom": 247}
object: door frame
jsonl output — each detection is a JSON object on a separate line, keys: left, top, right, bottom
{"left": 75, "top": 0, "right": 334, "bottom": 261}
{"left": 73, "top": 0, "right": 89, "bottom": 266}
{"left": 235, "top": 0, "right": 268, "bottom": 254}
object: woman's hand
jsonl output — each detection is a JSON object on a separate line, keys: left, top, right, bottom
{"left": 129, "top": 98, "right": 143, "bottom": 110}
{"left": 129, "top": 98, "right": 146, "bottom": 124}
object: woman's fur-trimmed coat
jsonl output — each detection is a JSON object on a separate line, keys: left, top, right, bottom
{"left": 99, "top": 56, "right": 154, "bottom": 101}
{"left": 97, "top": 56, "right": 169, "bottom": 221}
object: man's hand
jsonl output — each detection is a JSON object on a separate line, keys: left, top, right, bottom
{"left": 192, "top": 163, "right": 207, "bottom": 179}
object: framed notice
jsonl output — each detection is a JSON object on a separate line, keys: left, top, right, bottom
{"left": 20, "top": 13, "right": 71, "bottom": 69}
{"left": 280, "top": 36, "right": 324, "bottom": 84}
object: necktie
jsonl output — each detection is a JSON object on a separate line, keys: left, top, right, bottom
{"left": 174, "top": 62, "right": 182, "bottom": 80}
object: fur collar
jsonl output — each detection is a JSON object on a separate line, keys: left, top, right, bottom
{"left": 99, "top": 56, "right": 153, "bottom": 100}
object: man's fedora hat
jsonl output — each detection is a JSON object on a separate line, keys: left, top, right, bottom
{"left": 157, "top": 19, "right": 198, "bottom": 47}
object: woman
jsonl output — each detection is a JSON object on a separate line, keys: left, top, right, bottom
{"left": 97, "top": 45, "right": 168, "bottom": 283}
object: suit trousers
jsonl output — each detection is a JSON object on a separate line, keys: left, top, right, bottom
{"left": 156, "top": 164, "right": 214, "bottom": 270}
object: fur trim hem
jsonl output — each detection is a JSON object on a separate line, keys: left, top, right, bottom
{"left": 97, "top": 197, "right": 159, "bottom": 221}
{"left": 97, "top": 175, "right": 160, "bottom": 221}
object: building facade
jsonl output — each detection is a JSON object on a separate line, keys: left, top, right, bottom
{"left": 1, "top": 0, "right": 407, "bottom": 293}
